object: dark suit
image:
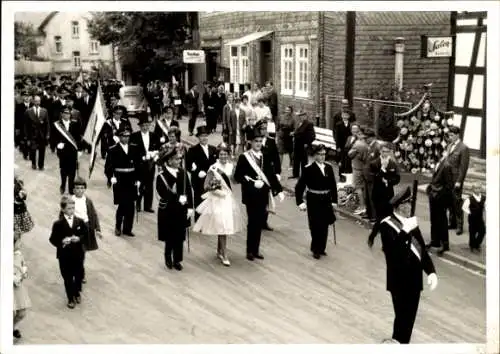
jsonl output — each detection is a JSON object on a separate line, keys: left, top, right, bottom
{"left": 104, "top": 143, "right": 141, "bottom": 234}
{"left": 130, "top": 131, "right": 160, "bottom": 211}
{"left": 446, "top": 141, "right": 470, "bottom": 232}
{"left": 50, "top": 99, "right": 66, "bottom": 151}
{"left": 234, "top": 151, "right": 283, "bottom": 256}
{"left": 293, "top": 119, "right": 316, "bottom": 178}
{"left": 295, "top": 162, "right": 338, "bottom": 255}
{"left": 153, "top": 118, "right": 179, "bottom": 143}
{"left": 75, "top": 96, "right": 93, "bottom": 131}
{"left": 15, "top": 102, "right": 32, "bottom": 158}
{"left": 185, "top": 90, "right": 199, "bottom": 134}
{"left": 226, "top": 108, "right": 246, "bottom": 148}
{"left": 267, "top": 90, "right": 278, "bottom": 122}
{"left": 221, "top": 103, "right": 233, "bottom": 144}
{"left": 426, "top": 159, "right": 454, "bottom": 249}
{"left": 333, "top": 111, "right": 356, "bottom": 128}
{"left": 205, "top": 92, "right": 219, "bottom": 132}
{"left": 49, "top": 215, "right": 88, "bottom": 302}
{"left": 262, "top": 136, "right": 281, "bottom": 227}
{"left": 54, "top": 119, "right": 82, "bottom": 194}
{"left": 24, "top": 106, "right": 50, "bottom": 169}
{"left": 185, "top": 144, "right": 218, "bottom": 210}
{"left": 379, "top": 216, "right": 435, "bottom": 344}
{"left": 334, "top": 120, "right": 352, "bottom": 174}
{"left": 156, "top": 167, "right": 193, "bottom": 265}
{"left": 100, "top": 118, "right": 132, "bottom": 158}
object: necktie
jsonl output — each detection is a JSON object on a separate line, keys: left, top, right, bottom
{"left": 36, "top": 107, "right": 39, "bottom": 118}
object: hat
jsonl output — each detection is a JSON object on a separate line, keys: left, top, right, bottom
{"left": 196, "top": 125, "right": 209, "bottom": 137}
{"left": 247, "top": 127, "right": 264, "bottom": 141}
{"left": 61, "top": 106, "right": 71, "bottom": 113}
{"left": 311, "top": 144, "right": 327, "bottom": 155}
{"left": 162, "top": 104, "right": 174, "bottom": 113}
{"left": 255, "top": 119, "right": 268, "bottom": 129}
{"left": 363, "top": 127, "right": 376, "bottom": 138}
{"left": 296, "top": 110, "right": 307, "bottom": 117}
{"left": 138, "top": 111, "right": 151, "bottom": 125}
{"left": 390, "top": 186, "right": 412, "bottom": 208}
{"left": 113, "top": 105, "right": 127, "bottom": 114}
{"left": 117, "top": 124, "right": 132, "bottom": 136}
{"left": 157, "top": 145, "right": 178, "bottom": 165}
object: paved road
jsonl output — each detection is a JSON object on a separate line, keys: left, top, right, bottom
{"left": 12, "top": 131, "right": 486, "bottom": 344}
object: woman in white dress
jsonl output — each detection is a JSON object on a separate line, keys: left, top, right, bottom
{"left": 193, "top": 143, "right": 244, "bottom": 266}
{"left": 13, "top": 231, "right": 31, "bottom": 340}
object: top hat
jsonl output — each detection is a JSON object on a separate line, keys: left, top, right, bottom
{"left": 138, "top": 111, "right": 151, "bottom": 125}
{"left": 247, "top": 127, "right": 265, "bottom": 141}
{"left": 196, "top": 125, "right": 210, "bottom": 137}
{"left": 117, "top": 124, "right": 132, "bottom": 136}
{"left": 390, "top": 186, "right": 412, "bottom": 208}
{"left": 311, "top": 144, "right": 327, "bottom": 155}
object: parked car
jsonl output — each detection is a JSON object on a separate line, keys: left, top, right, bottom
{"left": 119, "top": 85, "right": 149, "bottom": 117}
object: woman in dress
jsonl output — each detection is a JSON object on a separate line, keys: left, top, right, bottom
{"left": 14, "top": 168, "right": 34, "bottom": 236}
{"left": 193, "top": 143, "right": 243, "bottom": 266}
{"left": 278, "top": 105, "right": 296, "bottom": 169}
{"left": 13, "top": 231, "right": 31, "bottom": 340}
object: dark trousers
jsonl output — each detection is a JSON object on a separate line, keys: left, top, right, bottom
{"left": 391, "top": 289, "right": 421, "bottom": 344}
{"left": 364, "top": 181, "right": 376, "bottom": 219}
{"left": 188, "top": 110, "right": 198, "bottom": 134}
{"left": 468, "top": 218, "right": 486, "bottom": 249}
{"left": 58, "top": 254, "right": 84, "bottom": 302}
{"left": 99, "top": 136, "right": 108, "bottom": 159}
{"left": 206, "top": 108, "right": 217, "bottom": 132}
{"left": 429, "top": 196, "right": 449, "bottom": 248}
{"left": 136, "top": 170, "right": 155, "bottom": 210}
{"left": 29, "top": 144, "right": 46, "bottom": 169}
{"left": 18, "top": 139, "right": 30, "bottom": 159}
{"left": 246, "top": 203, "right": 267, "bottom": 255}
{"left": 60, "top": 166, "right": 77, "bottom": 194}
{"left": 309, "top": 221, "right": 329, "bottom": 254}
{"left": 292, "top": 145, "right": 308, "bottom": 178}
{"left": 116, "top": 201, "right": 135, "bottom": 233}
{"left": 82, "top": 250, "right": 86, "bottom": 280}
{"left": 448, "top": 188, "right": 464, "bottom": 231}
{"left": 164, "top": 235, "right": 184, "bottom": 265}
{"left": 338, "top": 151, "right": 353, "bottom": 174}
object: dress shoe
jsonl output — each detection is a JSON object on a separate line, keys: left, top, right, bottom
{"left": 313, "top": 253, "right": 321, "bottom": 259}
{"left": 13, "top": 329, "right": 22, "bottom": 339}
{"left": 114, "top": 229, "right": 121, "bottom": 236}
{"left": 425, "top": 243, "right": 439, "bottom": 250}
{"left": 263, "top": 225, "right": 273, "bottom": 231}
{"left": 448, "top": 224, "right": 457, "bottom": 230}
{"left": 39, "top": 167, "right": 44, "bottom": 171}
{"left": 222, "top": 257, "right": 231, "bottom": 266}
{"left": 32, "top": 165, "right": 37, "bottom": 170}
{"left": 456, "top": 229, "right": 463, "bottom": 235}
{"left": 144, "top": 209, "right": 155, "bottom": 213}
{"left": 437, "top": 247, "right": 450, "bottom": 256}
{"left": 321, "top": 251, "right": 327, "bottom": 256}
{"left": 246, "top": 254, "right": 255, "bottom": 261}
{"left": 173, "top": 263, "right": 183, "bottom": 271}
{"left": 254, "top": 254, "right": 264, "bottom": 260}
{"left": 75, "top": 295, "right": 81, "bottom": 304}
{"left": 123, "top": 232, "right": 135, "bottom": 237}
{"left": 67, "top": 301, "right": 76, "bottom": 309}
{"left": 165, "top": 261, "right": 173, "bottom": 269}
{"left": 136, "top": 206, "right": 142, "bottom": 212}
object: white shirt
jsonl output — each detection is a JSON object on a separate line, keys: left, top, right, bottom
{"left": 120, "top": 143, "right": 128, "bottom": 154}
{"left": 166, "top": 166, "right": 178, "bottom": 177}
{"left": 141, "top": 131, "right": 150, "bottom": 151}
{"left": 447, "top": 139, "right": 460, "bottom": 155}
{"left": 215, "top": 161, "right": 234, "bottom": 179}
{"left": 63, "top": 119, "right": 70, "bottom": 131}
{"left": 113, "top": 119, "right": 121, "bottom": 129}
{"left": 84, "top": 96, "right": 89, "bottom": 105}
{"left": 165, "top": 119, "right": 173, "bottom": 128}
{"left": 251, "top": 150, "right": 262, "bottom": 159}
{"left": 73, "top": 195, "right": 89, "bottom": 223}
{"left": 76, "top": 92, "right": 82, "bottom": 99}
{"left": 201, "top": 144, "right": 209, "bottom": 158}
{"left": 255, "top": 105, "right": 271, "bottom": 122}
{"left": 262, "top": 137, "right": 267, "bottom": 147}
{"left": 33, "top": 106, "right": 40, "bottom": 117}
{"left": 64, "top": 214, "right": 74, "bottom": 228}
{"left": 315, "top": 161, "right": 325, "bottom": 175}
{"left": 462, "top": 193, "right": 485, "bottom": 215}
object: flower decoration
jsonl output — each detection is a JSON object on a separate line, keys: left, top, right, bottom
{"left": 447, "top": 118, "right": 454, "bottom": 125}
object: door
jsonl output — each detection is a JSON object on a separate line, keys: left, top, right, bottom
{"left": 206, "top": 51, "right": 218, "bottom": 83}
{"left": 260, "top": 40, "right": 273, "bottom": 85}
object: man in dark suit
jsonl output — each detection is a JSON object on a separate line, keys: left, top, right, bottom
{"left": 334, "top": 114, "right": 353, "bottom": 177}
{"left": 154, "top": 105, "right": 180, "bottom": 145}
{"left": 295, "top": 144, "right": 338, "bottom": 259}
{"left": 257, "top": 119, "right": 282, "bottom": 231}
{"left": 234, "top": 127, "right": 285, "bottom": 261}
{"left": 104, "top": 125, "right": 141, "bottom": 237}
{"left": 368, "top": 187, "right": 438, "bottom": 344}
{"left": 15, "top": 91, "right": 32, "bottom": 159}
{"left": 215, "top": 84, "right": 227, "bottom": 128}
{"left": 131, "top": 112, "right": 160, "bottom": 213}
{"left": 264, "top": 81, "right": 278, "bottom": 123}
{"left": 185, "top": 83, "right": 200, "bottom": 136}
{"left": 99, "top": 93, "right": 120, "bottom": 159}
{"left": 226, "top": 97, "right": 246, "bottom": 154}
{"left": 185, "top": 126, "right": 218, "bottom": 212}
{"left": 221, "top": 93, "right": 234, "bottom": 144}
{"left": 54, "top": 106, "right": 83, "bottom": 195}
{"left": 444, "top": 125, "right": 470, "bottom": 235}
{"left": 426, "top": 155, "right": 454, "bottom": 255}
{"left": 292, "top": 111, "right": 316, "bottom": 178}
{"left": 332, "top": 99, "right": 356, "bottom": 129}
{"left": 24, "top": 95, "right": 50, "bottom": 170}
{"left": 204, "top": 86, "right": 218, "bottom": 133}
{"left": 75, "top": 87, "right": 94, "bottom": 153}
{"left": 100, "top": 105, "right": 131, "bottom": 160}
{"left": 50, "top": 88, "right": 68, "bottom": 152}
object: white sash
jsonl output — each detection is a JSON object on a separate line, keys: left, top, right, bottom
{"left": 156, "top": 119, "right": 170, "bottom": 137}
{"left": 54, "top": 121, "right": 78, "bottom": 150}
{"left": 243, "top": 152, "right": 276, "bottom": 213}
{"left": 382, "top": 216, "right": 422, "bottom": 261}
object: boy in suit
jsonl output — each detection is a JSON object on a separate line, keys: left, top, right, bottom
{"left": 462, "top": 182, "right": 486, "bottom": 253}
{"left": 49, "top": 195, "right": 88, "bottom": 309}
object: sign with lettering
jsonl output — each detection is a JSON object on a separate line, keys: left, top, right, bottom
{"left": 183, "top": 50, "right": 205, "bottom": 64}
{"left": 421, "top": 36, "right": 453, "bottom": 58}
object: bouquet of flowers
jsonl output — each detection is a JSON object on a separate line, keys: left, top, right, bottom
{"left": 205, "top": 170, "right": 227, "bottom": 197}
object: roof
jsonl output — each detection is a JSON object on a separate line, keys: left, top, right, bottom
{"left": 14, "top": 11, "right": 53, "bottom": 29}
{"left": 38, "top": 11, "right": 58, "bottom": 33}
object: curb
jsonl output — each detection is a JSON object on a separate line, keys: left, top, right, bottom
{"left": 181, "top": 137, "right": 485, "bottom": 275}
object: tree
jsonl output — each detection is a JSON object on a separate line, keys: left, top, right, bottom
{"left": 87, "top": 12, "right": 197, "bottom": 83}
{"left": 14, "top": 21, "right": 39, "bottom": 60}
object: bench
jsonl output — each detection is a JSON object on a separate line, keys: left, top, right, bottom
{"left": 312, "top": 126, "right": 336, "bottom": 151}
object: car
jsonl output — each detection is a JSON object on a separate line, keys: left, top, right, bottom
{"left": 119, "top": 85, "right": 150, "bottom": 117}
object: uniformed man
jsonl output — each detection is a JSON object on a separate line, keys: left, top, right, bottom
{"left": 104, "top": 125, "right": 141, "bottom": 237}
{"left": 153, "top": 105, "right": 180, "bottom": 145}
{"left": 156, "top": 145, "right": 194, "bottom": 271}
{"left": 130, "top": 112, "right": 160, "bottom": 213}
{"left": 292, "top": 110, "right": 316, "bottom": 179}
{"left": 100, "top": 105, "right": 131, "bottom": 159}
{"left": 295, "top": 144, "right": 338, "bottom": 259}
{"left": 368, "top": 186, "right": 438, "bottom": 344}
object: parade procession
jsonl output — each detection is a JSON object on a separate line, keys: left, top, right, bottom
{"left": 5, "top": 7, "right": 496, "bottom": 352}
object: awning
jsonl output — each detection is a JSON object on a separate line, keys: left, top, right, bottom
{"left": 225, "top": 31, "right": 273, "bottom": 46}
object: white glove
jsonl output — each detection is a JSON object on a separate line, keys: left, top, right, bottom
{"left": 57, "top": 142, "right": 65, "bottom": 149}
{"left": 160, "top": 137, "right": 166, "bottom": 143}
{"left": 254, "top": 180, "right": 264, "bottom": 189}
{"left": 191, "top": 162, "right": 197, "bottom": 171}
{"left": 427, "top": 273, "right": 438, "bottom": 291}
{"left": 299, "top": 202, "right": 307, "bottom": 211}
{"left": 276, "top": 174, "right": 281, "bottom": 182}
{"left": 179, "top": 195, "right": 187, "bottom": 205}
{"left": 187, "top": 208, "right": 194, "bottom": 219}
{"left": 113, "top": 135, "right": 120, "bottom": 143}
{"left": 277, "top": 192, "right": 285, "bottom": 202}
{"left": 198, "top": 171, "right": 207, "bottom": 178}
{"left": 110, "top": 177, "right": 117, "bottom": 185}
{"left": 77, "top": 151, "right": 83, "bottom": 158}
{"left": 332, "top": 203, "right": 338, "bottom": 208}
{"left": 135, "top": 181, "right": 141, "bottom": 187}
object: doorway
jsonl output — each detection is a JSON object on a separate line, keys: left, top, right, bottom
{"left": 260, "top": 40, "right": 273, "bottom": 86}
{"left": 206, "top": 51, "right": 218, "bottom": 84}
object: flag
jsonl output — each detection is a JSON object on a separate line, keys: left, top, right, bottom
{"left": 83, "top": 83, "right": 107, "bottom": 179}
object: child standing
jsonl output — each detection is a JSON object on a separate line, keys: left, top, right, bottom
{"left": 462, "top": 182, "right": 486, "bottom": 253}
{"left": 72, "top": 177, "right": 102, "bottom": 284}
{"left": 50, "top": 195, "right": 88, "bottom": 308}
{"left": 13, "top": 232, "right": 31, "bottom": 340}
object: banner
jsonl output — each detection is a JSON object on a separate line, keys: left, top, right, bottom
{"left": 83, "top": 83, "right": 107, "bottom": 178}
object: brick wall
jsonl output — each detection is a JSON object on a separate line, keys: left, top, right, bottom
{"left": 200, "top": 12, "right": 320, "bottom": 119}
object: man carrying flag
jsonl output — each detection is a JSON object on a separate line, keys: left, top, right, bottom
{"left": 54, "top": 106, "right": 83, "bottom": 194}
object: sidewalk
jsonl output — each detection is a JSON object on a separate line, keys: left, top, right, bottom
{"left": 177, "top": 118, "right": 486, "bottom": 274}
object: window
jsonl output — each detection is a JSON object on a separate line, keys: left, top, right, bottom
{"left": 72, "top": 51, "right": 81, "bottom": 67}
{"left": 71, "top": 21, "right": 80, "bottom": 38}
{"left": 230, "top": 46, "right": 240, "bottom": 84}
{"left": 240, "top": 46, "right": 249, "bottom": 84}
{"left": 280, "top": 44, "right": 294, "bottom": 95}
{"left": 90, "top": 40, "right": 100, "bottom": 54}
{"left": 295, "top": 44, "right": 309, "bottom": 97}
{"left": 54, "top": 36, "right": 62, "bottom": 54}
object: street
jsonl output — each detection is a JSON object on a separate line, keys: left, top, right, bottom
{"left": 14, "top": 146, "right": 486, "bottom": 344}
